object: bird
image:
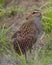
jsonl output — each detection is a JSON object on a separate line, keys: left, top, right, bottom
{"left": 12, "top": 11, "right": 42, "bottom": 61}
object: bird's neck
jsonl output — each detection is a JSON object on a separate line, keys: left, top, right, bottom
{"left": 32, "top": 18, "right": 42, "bottom": 33}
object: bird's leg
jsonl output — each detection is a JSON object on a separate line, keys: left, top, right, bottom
{"left": 29, "top": 48, "right": 32, "bottom": 53}
{"left": 29, "top": 47, "right": 35, "bottom": 61}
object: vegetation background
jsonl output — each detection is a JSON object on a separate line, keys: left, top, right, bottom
{"left": 0, "top": 0, "right": 52, "bottom": 65}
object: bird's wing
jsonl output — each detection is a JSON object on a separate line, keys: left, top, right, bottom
{"left": 12, "top": 30, "right": 21, "bottom": 39}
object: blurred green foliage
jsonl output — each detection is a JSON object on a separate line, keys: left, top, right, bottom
{"left": 0, "top": 0, "right": 5, "bottom": 7}
{"left": 42, "top": 6, "right": 52, "bottom": 32}
{"left": 0, "top": 0, "right": 5, "bottom": 4}
{"left": 0, "top": 0, "right": 52, "bottom": 65}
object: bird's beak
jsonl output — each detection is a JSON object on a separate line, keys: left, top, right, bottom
{"left": 26, "top": 12, "right": 32, "bottom": 20}
{"left": 28, "top": 13, "right": 32, "bottom": 16}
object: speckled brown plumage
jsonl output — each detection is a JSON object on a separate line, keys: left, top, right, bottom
{"left": 12, "top": 11, "right": 42, "bottom": 55}
{"left": 12, "top": 21, "right": 38, "bottom": 55}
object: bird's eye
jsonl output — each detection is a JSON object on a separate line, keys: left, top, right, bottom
{"left": 32, "top": 12, "right": 36, "bottom": 14}
{"left": 32, "top": 11, "right": 41, "bottom": 16}
{"left": 26, "top": 17, "right": 28, "bottom": 20}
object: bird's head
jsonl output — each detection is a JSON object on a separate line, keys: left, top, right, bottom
{"left": 26, "top": 11, "right": 42, "bottom": 33}
{"left": 26, "top": 11, "right": 41, "bottom": 20}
